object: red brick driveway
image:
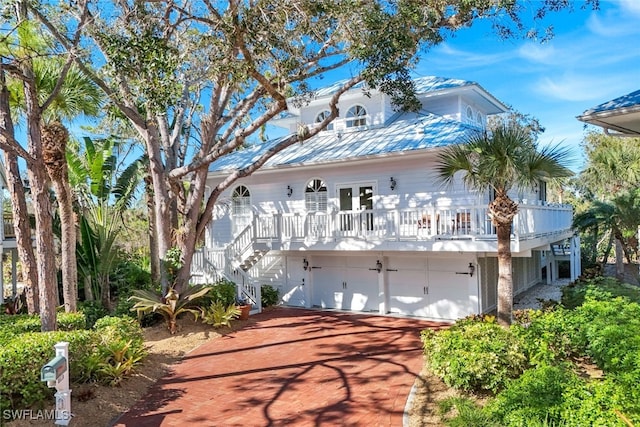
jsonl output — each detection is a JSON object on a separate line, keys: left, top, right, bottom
{"left": 113, "top": 308, "right": 445, "bottom": 427}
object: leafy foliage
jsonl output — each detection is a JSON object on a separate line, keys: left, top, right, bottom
{"left": 129, "top": 284, "right": 211, "bottom": 334}
{"left": 421, "top": 319, "right": 527, "bottom": 392}
{"left": 562, "top": 276, "right": 640, "bottom": 309}
{"left": 261, "top": 284, "right": 280, "bottom": 307}
{"left": 426, "top": 276, "right": 640, "bottom": 426}
{"left": 201, "top": 301, "right": 240, "bottom": 328}
{"left": 207, "top": 279, "right": 238, "bottom": 307}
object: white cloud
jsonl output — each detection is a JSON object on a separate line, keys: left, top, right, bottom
{"left": 619, "top": 0, "right": 640, "bottom": 16}
{"left": 533, "top": 74, "right": 630, "bottom": 102}
{"left": 517, "top": 43, "right": 557, "bottom": 64}
{"left": 425, "top": 43, "right": 514, "bottom": 69}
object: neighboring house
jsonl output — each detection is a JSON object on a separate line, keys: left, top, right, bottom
{"left": 192, "top": 76, "right": 579, "bottom": 321}
{"left": 577, "top": 89, "right": 640, "bottom": 136}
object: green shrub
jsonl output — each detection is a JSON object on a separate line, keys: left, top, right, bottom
{"left": 201, "top": 301, "right": 240, "bottom": 328}
{"left": 112, "top": 296, "right": 161, "bottom": 326}
{"left": 208, "top": 279, "right": 237, "bottom": 306}
{"left": 78, "top": 301, "right": 110, "bottom": 328}
{"left": 261, "top": 284, "right": 279, "bottom": 307}
{"left": 571, "top": 298, "right": 640, "bottom": 373}
{"left": 0, "top": 313, "right": 86, "bottom": 345}
{"left": 93, "top": 316, "right": 144, "bottom": 347}
{"left": 562, "top": 276, "right": 640, "bottom": 309}
{"left": 487, "top": 364, "right": 583, "bottom": 426}
{"left": 512, "top": 308, "right": 581, "bottom": 367}
{"left": 0, "top": 330, "right": 95, "bottom": 411}
{"left": 421, "top": 320, "right": 527, "bottom": 392}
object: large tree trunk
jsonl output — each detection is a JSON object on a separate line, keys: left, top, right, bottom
{"left": 29, "top": 165, "right": 58, "bottom": 331}
{"left": 0, "top": 70, "right": 39, "bottom": 314}
{"left": 496, "top": 221, "right": 514, "bottom": 326}
{"left": 52, "top": 180, "right": 77, "bottom": 312}
{"left": 144, "top": 173, "right": 161, "bottom": 285}
{"left": 4, "top": 153, "right": 40, "bottom": 313}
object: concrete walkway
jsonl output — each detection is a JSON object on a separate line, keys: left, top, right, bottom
{"left": 113, "top": 308, "right": 445, "bottom": 427}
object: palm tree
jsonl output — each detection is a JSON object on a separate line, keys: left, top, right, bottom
{"left": 37, "top": 60, "right": 102, "bottom": 312}
{"left": 436, "top": 123, "right": 572, "bottom": 326}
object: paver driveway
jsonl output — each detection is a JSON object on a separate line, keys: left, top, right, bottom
{"left": 113, "top": 308, "right": 446, "bottom": 427}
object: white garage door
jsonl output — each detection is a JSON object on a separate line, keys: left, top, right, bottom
{"left": 311, "top": 256, "right": 380, "bottom": 312}
{"left": 388, "top": 256, "right": 477, "bottom": 320}
{"left": 282, "top": 256, "right": 306, "bottom": 307}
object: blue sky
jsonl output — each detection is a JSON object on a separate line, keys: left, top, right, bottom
{"left": 411, "top": 0, "right": 640, "bottom": 171}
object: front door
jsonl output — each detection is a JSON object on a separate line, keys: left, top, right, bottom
{"left": 282, "top": 256, "right": 306, "bottom": 307}
{"left": 337, "top": 184, "right": 374, "bottom": 234}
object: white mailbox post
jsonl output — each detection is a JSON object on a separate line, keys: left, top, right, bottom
{"left": 40, "top": 341, "right": 72, "bottom": 425}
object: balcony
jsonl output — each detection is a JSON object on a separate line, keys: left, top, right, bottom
{"left": 227, "top": 202, "right": 573, "bottom": 252}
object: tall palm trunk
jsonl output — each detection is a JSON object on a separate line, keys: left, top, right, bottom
{"left": 42, "top": 121, "right": 77, "bottom": 312}
{"left": 496, "top": 222, "right": 514, "bottom": 326}
{"left": 490, "top": 194, "right": 518, "bottom": 327}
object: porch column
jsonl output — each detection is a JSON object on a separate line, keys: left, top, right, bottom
{"left": 571, "top": 235, "right": 581, "bottom": 282}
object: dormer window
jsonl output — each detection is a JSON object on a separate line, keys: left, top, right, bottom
{"left": 466, "top": 106, "right": 474, "bottom": 122}
{"left": 476, "top": 112, "right": 484, "bottom": 127}
{"left": 346, "top": 105, "right": 367, "bottom": 128}
{"left": 315, "top": 110, "right": 334, "bottom": 131}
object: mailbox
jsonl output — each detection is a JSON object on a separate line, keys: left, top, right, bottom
{"left": 41, "top": 355, "right": 67, "bottom": 382}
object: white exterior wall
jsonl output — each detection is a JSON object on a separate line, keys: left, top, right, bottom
{"left": 207, "top": 152, "right": 480, "bottom": 233}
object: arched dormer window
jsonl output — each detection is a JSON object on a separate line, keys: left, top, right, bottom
{"left": 232, "top": 185, "right": 251, "bottom": 216}
{"left": 465, "top": 106, "right": 474, "bottom": 123}
{"left": 315, "top": 110, "right": 334, "bottom": 131}
{"left": 476, "top": 112, "right": 483, "bottom": 127}
{"left": 305, "top": 179, "right": 327, "bottom": 211}
{"left": 346, "top": 105, "right": 367, "bottom": 128}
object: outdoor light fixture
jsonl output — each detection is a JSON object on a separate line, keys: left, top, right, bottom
{"left": 390, "top": 177, "right": 397, "bottom": 191}
{"left": 376, "top": 260, "right": 383, "bottom": 273}
{"left": 468, "top": 262, "right": 475, "bottom": 277}
{"left": 303, "top": 258, "right": 309, "bottom": 271}
{"left": 287, "top": 185, "right": 293, "bottom": 198}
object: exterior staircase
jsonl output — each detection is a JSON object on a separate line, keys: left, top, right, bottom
{"left": 192, "top": 222, "right": 268, "bottom": 315}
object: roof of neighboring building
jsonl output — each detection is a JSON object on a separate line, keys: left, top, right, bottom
{"left": 209, "top": 111, "right": 479, "bottom": 172}
{"left": 577, "top": 89, "right": 640, "bottom": 136}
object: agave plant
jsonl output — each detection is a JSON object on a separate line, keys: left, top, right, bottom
{"left": 129, "top": 284, "right": 211, "bottom": 334}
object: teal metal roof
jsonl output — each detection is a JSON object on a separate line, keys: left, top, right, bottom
{"left": 582, "top": 89, "right": 640, "bottom": 115}
{"left": 209, "top": 111, "right": 478, "bottom": 172}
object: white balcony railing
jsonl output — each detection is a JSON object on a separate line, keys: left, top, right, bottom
{"left": 248, "top": 203, "right": 573, "bottom": 244}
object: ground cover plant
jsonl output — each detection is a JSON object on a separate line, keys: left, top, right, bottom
{"left": 421, "top": 276, "right": 640, "bottom": 426}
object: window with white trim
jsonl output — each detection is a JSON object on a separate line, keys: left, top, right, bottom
{"left": 315, "top": 110, "right": 334, "bottom": 131}
{"left": 305, "top": 179, "right": 327, "bottom": 211}
{"left": 346, "top": 105, "right": 367, "bottom": 128}
{"left": 232, "top": 185, "right": 251, "bottom": 216}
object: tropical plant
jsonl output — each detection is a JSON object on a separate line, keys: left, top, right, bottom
{"left": 68, "top": 136, "right": 142, "bottom": 308}
{"left": 128, "top": 284, "right": 211, "bottom": 334}
{"left": 436, "top": 122, "right": 572, "bottom": 325}
{"left": 261, "top": 284, "right": 280, "bottom": 307}
{"left": 201, "top": 301, "right": 240, "bottom": 328}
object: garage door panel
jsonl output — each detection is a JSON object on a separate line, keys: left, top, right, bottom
{"left": 312, "top": 266, "right": 344, "bottom": 309}
{"left": 346, "top": 269, "right": 379, "bottom": 311}
{"left": 428, "top": 271, "right": 475, "bottom": 319}
{"left": 389, "top": 269, "right": 429, "bottom": 316}
{"left": 283, "top": 257, "right": 306, "bottom": 307}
